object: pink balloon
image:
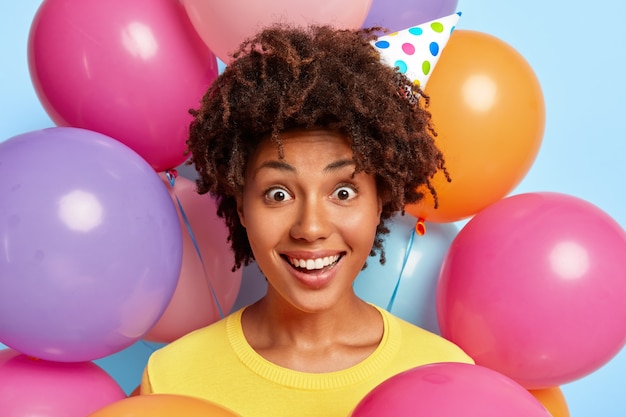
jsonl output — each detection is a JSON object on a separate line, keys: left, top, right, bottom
{"left": 28, "top": 0, "right": 218, "bottom": 172}
{"left": 351, "top": 362, "right": 551, "bottom": 417}
{"left": 143, "top": 174, "right": 242, "bottom": 343}
{"left": 437, "top": 192, "right": 626, "bottom": 389}
{"left": 181, "top": 0, "right": 373, "bottom": 63}
{"left": 0, "top": 348, "right": 126, "bottom": 417}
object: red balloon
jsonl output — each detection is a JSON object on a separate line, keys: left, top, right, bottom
{"left": 28, "top": 0, "right": 218, "bottom": 171}
{"left": 352, "top": 362, "right": 551, "bottom": 417}
{"left": 0, "top": 349, "right": 126, "bottom": 417}
{"left": 438, "top": 192, "right": 626, "bottom": 388}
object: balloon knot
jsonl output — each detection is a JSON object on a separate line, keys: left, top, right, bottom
{"left": 165, "top": 169, "right": 178, "bottom": 187}
{"left": 415, "top": 219, "right": 426, "bottom": 236}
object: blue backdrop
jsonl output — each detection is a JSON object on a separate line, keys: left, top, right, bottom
{"left": 1, "top": 1, "right": 625, "bottom": 415}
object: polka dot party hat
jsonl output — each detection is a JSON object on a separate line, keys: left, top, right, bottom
{"left": 372, "top": 12, "right": 461, "bottom": 89}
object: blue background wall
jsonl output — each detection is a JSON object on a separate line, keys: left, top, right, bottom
{"left": 2, "top": 1, "right": 625, "bottom": 415}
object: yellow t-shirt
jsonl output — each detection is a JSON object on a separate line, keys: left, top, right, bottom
{"left": 142, "top": 306, "right": 473, "bottom": 417}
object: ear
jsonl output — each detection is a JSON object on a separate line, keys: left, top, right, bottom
{"left": 236, "top": 193, "right": 246, "bottom": 228}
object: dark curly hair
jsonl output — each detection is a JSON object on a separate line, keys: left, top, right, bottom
{"left": 187, "top": 24, "right": 448, "bottom": 270}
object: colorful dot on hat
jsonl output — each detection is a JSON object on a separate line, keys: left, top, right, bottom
{"left": 374, "top": 40, "right": 390, "bottom": 49}
{"left": 422, "top": 60, "right": 431, "bottom": 76}
{"left": 394, "top": 60, "right": 408, "bottom": 74}
{"left": 402, "top": 43, "right": 416, "bottom": 55}
{"left": 431, "top": 22, "right": 444, "bottom": 33}
{"left": 429, "top": 42, "right": 440, "bottom": 56}
{"left": 408, "top": 27, "right": 423, "bottom": 36}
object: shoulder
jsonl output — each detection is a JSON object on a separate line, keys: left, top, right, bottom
{"left": 147, "top": 309, "right": 242, "bottom": 371}
{"left": 379, "top": 307, "right": 474, "bottom": 365}
{"left": 143, "top": 308, "right": 252, "bottom": 395}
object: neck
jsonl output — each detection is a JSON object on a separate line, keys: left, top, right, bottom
{"left": 251, "top": 293, "right": 369, "bottom": 343}
{"left": 241, "top": 296, "right": 384, "bottom": 372}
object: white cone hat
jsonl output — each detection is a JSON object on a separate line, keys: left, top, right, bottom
{"left": 372, "top": 12, "right": 461, "bottom": 89}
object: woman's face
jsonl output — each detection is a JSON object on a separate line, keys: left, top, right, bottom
{"left": 237, "top": 129, "right": 382, "bottom": 313}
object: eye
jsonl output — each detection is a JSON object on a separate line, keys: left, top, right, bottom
{"left": 332, "top": 185, "right": 357, "bottom": 201}
{"left": 265, "top": 187, "right": 293, "bottom": 203}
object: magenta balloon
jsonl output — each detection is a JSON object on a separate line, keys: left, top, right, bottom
{"left": 437, "top": 192, "right": 626, "bottom": 389}
{"left": 28, "top": 0, "right": 218, "bottom": 172}
{"left": 0, "top": 349, "right": 126, "bottom": 417}
{"left": 363, "top": 0, "right": 459, "bottom": 32}
{"left": 0, "top": 127, "right": 182, "bottom": 362}
{"left": 351, "top": 362, "right": 551, "bottom": 417}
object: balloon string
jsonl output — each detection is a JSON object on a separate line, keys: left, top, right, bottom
{"left": 165, "top": 170, "right": 224, "bottom": 319}
{"left": 386, "top": 224, "right": 417, "bottom": 312}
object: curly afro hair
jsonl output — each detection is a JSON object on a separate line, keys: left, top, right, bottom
{"left": 187, "top": 24, "right": 448, "bottom": 270}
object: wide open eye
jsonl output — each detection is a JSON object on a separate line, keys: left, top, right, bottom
{"left": 265, "top": 187, "right": 293, "bottom": 203}
{"left": 332, "top": 185, "right": 357, "bottom": 201}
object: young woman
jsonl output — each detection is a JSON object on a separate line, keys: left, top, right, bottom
{"left": 141, "top": 24, "right": 473, "bottom": 417}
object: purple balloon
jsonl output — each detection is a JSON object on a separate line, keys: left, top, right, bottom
{"left": 363, "top": 0, "right": 459, "bottom": 32}
{"left": 0, "top": 127, "right": 182, "bottom": 362}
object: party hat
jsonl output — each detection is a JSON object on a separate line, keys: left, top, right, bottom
{"left": 372, "top": 12, "right": 461, "bottom": 89}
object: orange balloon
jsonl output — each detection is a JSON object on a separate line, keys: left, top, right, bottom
{"left": 87, "top": 394, "right": 240, "bottom": 417}
{"left": 406, "top": 30, "right": 545, "bottom": 223}
{"left": 529, "top": 387, "right": 570, "bottom": 417}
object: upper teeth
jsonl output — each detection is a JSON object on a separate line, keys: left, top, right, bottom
{"left": 288, "top": 255, "right": 340, "bottom": 270}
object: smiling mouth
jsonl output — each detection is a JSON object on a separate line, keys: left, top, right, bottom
{"left": 284, "top": 254, "right": 343, "bottom": 272}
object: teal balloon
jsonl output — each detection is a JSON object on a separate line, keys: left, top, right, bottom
{"left": 354, "top": 214, "right": 458, "bottom": 334}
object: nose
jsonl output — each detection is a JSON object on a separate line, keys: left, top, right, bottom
{"left": 289, "top": 198, "right": 332, "bottom": 242}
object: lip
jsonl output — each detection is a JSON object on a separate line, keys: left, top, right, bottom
{"left": 281, "top": 252, "right": 344, "bottom": 289}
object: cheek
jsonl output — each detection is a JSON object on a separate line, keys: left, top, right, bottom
{"left": 338, "top": 206, "right": 381, "bottom": 245}
{"left": 242, "top": 206, "right": 286, "bottom": 247}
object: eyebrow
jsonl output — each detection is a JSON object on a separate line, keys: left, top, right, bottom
{"left": 324, "top": 159, "right": 356, "bottom": 172}
{"left": 253, "top": 158, "right": 356, "bottom": 177}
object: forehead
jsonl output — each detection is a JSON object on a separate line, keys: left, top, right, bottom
{"left": 244, "top": 129, "right": 356, "bottom": 179}
{"left": 254, "top": 129, "right": 352, "bottom": 159}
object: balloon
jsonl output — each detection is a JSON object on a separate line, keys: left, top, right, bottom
{"left": 0, "top": 127, "right": 182, "bottom": 362}
{"left": 437, "top": 192, "right": 626, "bottom": 388}
{"left": 0, "top": 348, "right": 126, "bottom": 417}
{"left": 143, "top": 174, "right": 242, "bottom": 343}
{"left": 129, "top": 385, "right": 141, "bottom": 397}
{"left": 353, "top": 214, "right": 458, "bottom": 333}
{"left": 181, "top": 0, "right": 373, "bottom": 63}
{"left": 530, "top": 387, "right": 570, "bottom": 417}
{"left": 351, "top": 362, "right": 552, "bottom": 417}
{"left": 230, "top": 262, "right": 268, "bottom": 312}
{"left": 87, "top": 394, "right": 240, "bottom": 417}
{"left": 363, "top": 0, "right": 459, "bottom": 32}
{"left": 406, "top": 30, "right": 545, "bottom": 223}
{"left": 28, "top": 0, "right": 218, "bottom": 172}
